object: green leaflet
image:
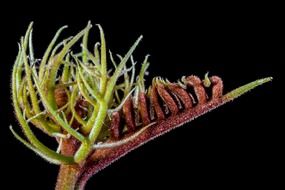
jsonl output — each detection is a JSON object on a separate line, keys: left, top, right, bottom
{"left": 224, "top": 77, "right": 273, "bottom": 101}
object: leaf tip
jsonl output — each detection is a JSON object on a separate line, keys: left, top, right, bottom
{"left": 224, "top": 76, "right": 273, "bottom": 101}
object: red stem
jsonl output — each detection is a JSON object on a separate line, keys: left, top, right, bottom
{"left": 75, "top": 98, "right": 227, "bottom": 189}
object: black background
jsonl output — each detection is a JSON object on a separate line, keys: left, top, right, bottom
{"left": 0, "top": 3, "right": 281, "bottom": 190}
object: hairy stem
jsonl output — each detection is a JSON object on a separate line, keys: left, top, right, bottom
{"left": 56, "top": 164, "right": 80, "bottom": 190}
{"left": 55, "top": 138, "right": 82, "bottom": 190}
{"left": 74, "top": 77, "right": 273, "bottom": 189}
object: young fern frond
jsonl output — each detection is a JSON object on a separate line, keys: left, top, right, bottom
{"left": 10, "top": 22, "right": 272, "bottom": 190}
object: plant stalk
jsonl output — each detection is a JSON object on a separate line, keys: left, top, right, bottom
{"left": 56, "top": 164, "right": 80, "bottom": 190}
{"left": 55, "top": 138, "right": 82, "bottom": 190}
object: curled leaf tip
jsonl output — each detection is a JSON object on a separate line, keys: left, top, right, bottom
{"left": 203, "top": 72, "right": 211, "bottom": 87}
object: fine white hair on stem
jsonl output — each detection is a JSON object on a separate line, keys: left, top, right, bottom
{"left": 93, "top": 122, "right": 156, "bottom": 149}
